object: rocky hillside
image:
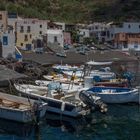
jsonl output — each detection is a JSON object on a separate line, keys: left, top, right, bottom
{"left": 1, "top": 0, "right": 140, "bottom": 23}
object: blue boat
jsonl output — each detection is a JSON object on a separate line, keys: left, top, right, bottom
{"left": 86, "top": 86, "right": 139, "bottom": 104}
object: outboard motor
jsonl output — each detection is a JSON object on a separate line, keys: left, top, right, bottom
{"left": 79, "top": 90, "right": 107, "bottom": 113}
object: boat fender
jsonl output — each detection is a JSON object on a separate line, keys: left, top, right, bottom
{"left": 61, "top": 102, "right": 65, "bottom": 112}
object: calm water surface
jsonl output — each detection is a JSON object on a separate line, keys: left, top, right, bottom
{"left": 0, "top": 105, "right": 139, "bottom": 140}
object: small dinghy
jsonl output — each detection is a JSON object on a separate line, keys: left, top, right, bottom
{"left": 0, "top": 92, "right": 47, "bottom": 123}
{"left": 86, "top": 86, "right": 139, "bottom": 104}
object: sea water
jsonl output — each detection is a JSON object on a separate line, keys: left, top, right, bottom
{"left": 0, "top": 105, "right": 139, "bottom": 140}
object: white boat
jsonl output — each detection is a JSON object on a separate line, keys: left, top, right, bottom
{"left": 86, "top": 86, "right": 139, "bottom": 104}
{"left": 62, "top": 69, "right": 115, "bottom": 80}
{"left": 14, "top": 83, "right": 90, "bottom": 117}
{"left": 35, "top": 80, "right": 82, "bottom": 92}
{"left": 0, "top": 92, "right": 47, "bottom": 123}
{"left": 86, "top": 61, "right": 113, "bottom": 66}
{"left": 61, "top": 60, "right": 115, "bottom": 80}
{"left": 53, "top": 64, "right": 83, "bottom": 71}
{"left": 43, "top": 75, "right": 82, "bottom": 84}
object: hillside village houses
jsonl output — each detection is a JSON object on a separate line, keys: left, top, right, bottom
{"left": 87, "top": 22, "right": 108, "bottom": 43}
{"left": 0, "top": 10, "right": 140, "bottom": 60}
{"left": 105, "top": 22, "right": 140, "bottom": 50}
{"left": 47, "top": 29, "right": 64, "bottom": 48}
{"left": 16, "top": 18, "right": 48, "bottom": 50}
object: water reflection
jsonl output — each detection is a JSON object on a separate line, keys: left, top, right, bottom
{"left": 44, "top": 112, "right": 93, "bottom": 134}
{"left": 40, "top": 105, "right": 140, "bottom": 140}
{"left": 0, "top": 105, "right": 139, "bottom": 140}
{"left": 0, "top": 119, "right": 34, "bottom": 139}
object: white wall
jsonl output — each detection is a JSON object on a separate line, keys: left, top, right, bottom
{"left": 2, "top": 30, "right": 15, "bottom": 58}
{"left": 16, "top": 19, "right": 47, "bottom": 38}
{"left": 122, "top": 44, "right": 140, "bottom": 51}
{"left": 79, "top": 29, "right": 90, "bottom": 38}
{"left": 47, "top": 29, "right": 64, "bottom": 47}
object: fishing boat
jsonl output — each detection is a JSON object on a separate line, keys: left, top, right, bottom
{"left": 0, "top": 92, "right": 47, "bottom": 123}
{"left": 35, "top": 80, "right": 82, "bottom": 91}
{"left": 83, "top": 60, "right": 116, "bottom": 80}
{"left": 52, "top": 64, "right": 83, "bottom": 72}
{"left": 94, "top": 79, "right": 129, "bottom": 87}
{"left": 63, "top": 69, "right": 115, "bottom": 79}
{"left": 43, "top": 74, "right": 83, "bottom": 85}
{"left": 14, "top": 83, "right": 107, "bottom": 117}
{"left": 62, "top": 61, "right": 116, "bottom": 80}
{"left": 85, "top": 86, "right": 139, "bottom": 104}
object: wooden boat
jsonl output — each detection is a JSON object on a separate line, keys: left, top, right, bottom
{"left": 0, "top": 92, "right": 47, "bottom": 123}
{"left": 86, "top": 86, "right": 139, "bottom": 104}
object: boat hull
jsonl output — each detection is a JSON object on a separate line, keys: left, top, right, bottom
{"left": 0, "top": 92, "right": 47, "bottom": 123}
{"left": 88, "top": 87, "right": 139, "bottom": 104}
{"left": 14, "top": 84, "right": 90, "bottom": 118}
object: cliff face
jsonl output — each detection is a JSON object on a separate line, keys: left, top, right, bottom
{"left": 1, "top": 0, "right": 140, "bottom": 23}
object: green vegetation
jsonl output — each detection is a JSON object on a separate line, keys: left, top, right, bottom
{"left": 1, "top": 0, "right": 140, "bottom": 23}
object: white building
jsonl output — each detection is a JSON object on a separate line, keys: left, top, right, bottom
{"left": 7, "top": 13, "right": 18, "bottom": 31}
{"left": 47, "top": 29, "right": 64, "bottom": 47}
{"left": 87, "top": 22, "right": 107, "bottom": 41}
{"left": 0, "top": 11, "right": 8, "bottom": 33}
{"left": 16, "top": 18, "right": 48, "bottom": 50}
{"left": 0, "top": 29, "right": 15, "bottom": 58}
{"left": 54, "top": 22, "right": 65, "bottom": 31}
{"left": 79, "top": 29, "right": 90, "bottom": 38}
{"left": 106, "top": 22, "right": 140, "bottom": 42}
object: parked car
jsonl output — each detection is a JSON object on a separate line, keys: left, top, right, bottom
{"left": 35, "top": 48, "right": 43, "bottom": 54}
{"left": 56, "top": 52, "right": 67, "bottom": 58}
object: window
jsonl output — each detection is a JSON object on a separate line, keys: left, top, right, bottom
{"left": 30, "top": 34, "right": 32, "bottom": 39}
{"left": 0, "top": 14, "right": 2, "bottom": 20}
{"left": 39, "top": 31, "right": 42, "bottom": 34}
{"left": 20, "top": 26, "right": 24, "bottom": 33}
{"left": 124, "top": 44, "right": 128, "bottom": 48}
{"left": 27, "top": 26, "right": 31, "bottom": 33}
{"left": 95, "top": 26, "right": 98, "bottom": 30}
{"left": 128, "top": 24, "right": 131, "bottom": 28}
{"left": 3, "top": 36, "right": 8, "bottom": 45}
{"left": 40, "top": 25, "right": 42, "bottom": 28}
{"left": 139, "top": 25, "right": 140, "bottom": 29}
{"left": 24, "top": 35, "right": 28, "bottom": 41}
{"left": 107, "top": 31, "right": 110, "bottom": 37}
{"left": 54, "top": 36, "right": 58, "bottom": 42}
{"left": 21, "top": 43, "right": 23, "bottom": 46}
{"left": 134, "top": 41, "right": 138, "bottom": 49}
